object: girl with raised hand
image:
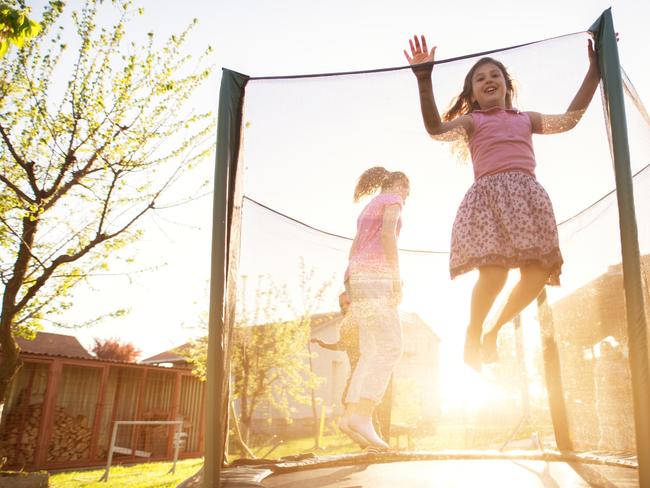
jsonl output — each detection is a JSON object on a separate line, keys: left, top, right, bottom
{"left": 403, "top": 35, "right": 601, "bottom": 371}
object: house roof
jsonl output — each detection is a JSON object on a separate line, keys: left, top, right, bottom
{"left": 16, "top": 331, "right": 93, "bottom": 359}
{"left": 6, "top": 332, "right": 186, "bottom": 369}
{"left": 550, "top": 254, "right": 650, "bottom": 347}
{"left": 140, "top": 314, "right": 341, "bottom": 365}
{"left": 311, "top": 310, "right": 441, "bottom": 341}
{"left": 144, "top": 309, "right": 441, "bottom": 363}
{"left": 140, "top": 343, "right": 192, "bottom": 365}
{"left": 309, "top": 312, "right": 341, "bottom": 333}
{"left": 400, "top": 311, "right": 441, "bottom": 341}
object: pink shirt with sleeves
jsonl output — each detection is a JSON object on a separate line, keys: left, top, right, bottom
{"left": 469, "top": 107, "right": 537, "bottom": 180}
{"left": 345, "top": 192, "right": 403, "bottom": 278}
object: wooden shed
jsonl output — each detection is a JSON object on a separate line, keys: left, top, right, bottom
{"left": 0, "top": 332, "right": 205, "bottom": 471}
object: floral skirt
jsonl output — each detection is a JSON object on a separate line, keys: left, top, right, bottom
{"left": 450, "top": 171, "right": 563, "bottom": 286}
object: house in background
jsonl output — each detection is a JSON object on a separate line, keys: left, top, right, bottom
{"left": 550, "top": 255, "right": 650, "bottom": 349}
{"left": 140, "top": 343, "right": 193, "bottom": 368}
{"left": 547, "top": 255, "right": 650, "bottom": 454}
{"left": 248, "top": 310, "right": 441, "bottom": 438}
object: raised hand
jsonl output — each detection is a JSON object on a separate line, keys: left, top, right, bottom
{"left": 587, "top": 32, "right": 618, "bottom": 70}
{"left": 404, "top": 35, "right": 436, "bottom": 78}
{"left": 587, "top": 38, "right": 597, "bottom": 69}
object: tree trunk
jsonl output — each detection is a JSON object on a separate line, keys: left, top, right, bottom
{"left": 0, "top": 317, "right": 23, "bottom": 409}
{"left": 307, "top": 343, "right": 319, "bottom": 449}
{"left": 0, "top": 217, "right": 37, "bottom": 406}
{"left": 229, "top": 401, "right": 255, "bottom": 458}
{"left": 239, "top": 393, "right": 250, "bottom": 445}
{"left": 240, "top": 417, "right": 252, "bottom": 446}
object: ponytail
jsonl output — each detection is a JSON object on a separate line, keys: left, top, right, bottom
{"left": 353, "top": 167, "right": 409, "bottom": 202}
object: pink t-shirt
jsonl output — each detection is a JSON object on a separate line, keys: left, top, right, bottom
{"left": 469, "top": 107, "right": 536, "bottom": 180}
{"left": 345, "top": 192, "right": 403, "bottom": 278}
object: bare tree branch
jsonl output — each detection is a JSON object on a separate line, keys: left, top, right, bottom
{"left": 15, "top": 191, "right": 157, "bottom": 313}
{"left": 0, "top": 214, "right": 46, "bottom": 271}
{"left": 97, "top": 170, "right": 120, "bottom": 234}
{"left": 0, "top": 173, "right": 34, "bottom": 204}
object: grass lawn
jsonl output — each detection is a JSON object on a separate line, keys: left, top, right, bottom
{"left": 48, "top": 425, "right": 548, "bottom": 487}
{"left": 49, "top": 458, "right": 203, "bottom": 488}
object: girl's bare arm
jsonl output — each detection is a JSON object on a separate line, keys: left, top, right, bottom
{"left": 404, "top": 35, "right": 473, "bottom": 139}
{"left": 529, "top": 39, "right": 601, "bottom": 135}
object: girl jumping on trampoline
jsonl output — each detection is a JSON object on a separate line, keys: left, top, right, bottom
{"left": 404, "top": 35, "right": 601, "bottom": 371}
{"left": 339, "top": 166, "right": 409, "bottom": 449}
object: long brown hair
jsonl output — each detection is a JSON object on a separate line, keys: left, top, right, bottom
{"left": 443, "top": 57, "right": 517, "bottom": 122}
{"left": 353, "top": 166, "right": 409, "bottom": 202}
{"left": 441, "top": 57, "right": 517, "bottom": 162}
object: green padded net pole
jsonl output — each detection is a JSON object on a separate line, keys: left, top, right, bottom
{"left": 205, "top": 68, "right": 248, "bottom": 488}
{"left": 590, "top": 8, "right": 650, "bottom": 485}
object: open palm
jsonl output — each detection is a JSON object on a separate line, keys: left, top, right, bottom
{"left": 404, "top": 35, "right": 436, "bottom": 65}
{"left": 404, "top": 35, "right": 436, "bottom": 77}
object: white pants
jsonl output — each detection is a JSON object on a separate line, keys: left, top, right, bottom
{"left": 345, "top": 274, "right": 403, "bottom": 404}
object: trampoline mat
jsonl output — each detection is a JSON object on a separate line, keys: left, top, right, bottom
{"left": 262, "top": 459, "right": 638, "bottom": 488}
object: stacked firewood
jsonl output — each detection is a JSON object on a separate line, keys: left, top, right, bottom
{"left": 0, "top": 404, "right": 42, "bottom": 466}
{"left": 46, "top": 407, "right": 92, "bottom": 462}
{"left": 0, "top": 404, "right": 93, "bottom": 465}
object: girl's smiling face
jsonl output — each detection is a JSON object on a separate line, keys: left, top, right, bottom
{"left": 471, "top": 62, "right": 508, "bottom": 110}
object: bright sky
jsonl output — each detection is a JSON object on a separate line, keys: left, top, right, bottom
{"left": 30, "top": 0, "right": 650, "bottom": 379}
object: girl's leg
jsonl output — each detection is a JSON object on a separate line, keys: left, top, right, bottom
{"left": 344, "top": 316, "right": 375, "bottom": 407}
{"left": 482, "top": 263, "right": 551, "bottom": 362}
{"left": 347, "top": 305, "right": 401, "bottom": 449}
{"left": 464, "top": 266, "right": 508, "bottom": 371}
{"left": 357, "top": 306, "right": 402, "bottom": 402}
{"left": 341, "top": 306, "right": 387, "bottom": 448}
{"left": 339, "top": 358, "right": 370, "bottom": 448}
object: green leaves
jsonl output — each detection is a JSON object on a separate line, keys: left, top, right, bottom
{"left": 182, "top": 268, "right": 332, "bottom": 433}
{"left": 0, "top": 0, "right": 216, "bottom": 403}
{"left": 0, "top": 3, "right": 42, "bottom": 58}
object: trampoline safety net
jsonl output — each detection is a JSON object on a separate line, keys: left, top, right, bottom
{"left": 214, "top": 25, "right": 650, "bottom": 480}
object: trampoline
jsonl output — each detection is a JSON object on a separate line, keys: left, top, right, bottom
{"left": 185, "top": 9, "right": 649, "bottom": 488}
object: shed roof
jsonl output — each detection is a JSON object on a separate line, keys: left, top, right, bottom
{"left": 16, "top": 331, "right": 93, "bottom": 359}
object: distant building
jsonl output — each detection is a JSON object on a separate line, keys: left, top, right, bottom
{"left": 547, "top": 255, "right": 650, "bottom": 454}
{"left": 144, "top": 311, "right": 442, "bottom": 440}
{"left": 550, "top": 256, "right": 650, "bottom": 348}
{"left": 245, "top": 310, "right": 441, "bottom": 437}
{"left": 141, "top": 343, "right": 193, "bottom": 368}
